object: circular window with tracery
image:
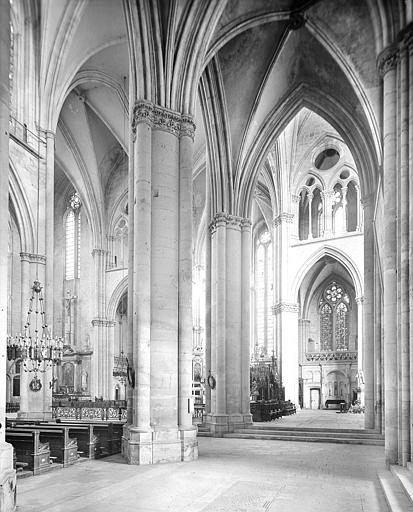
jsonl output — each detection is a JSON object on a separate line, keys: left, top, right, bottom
{"left": 314, "top": 148, "right": 340, "bottom": 171}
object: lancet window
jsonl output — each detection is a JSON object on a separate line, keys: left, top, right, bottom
{"left": 319, "top": 281, "right": 350, "bottom": 352}
{"left": 65, "top": 192, "right": 81, "bottom": 280}
{"left": 254, "top": 230, "right": 273, "bottom": 357}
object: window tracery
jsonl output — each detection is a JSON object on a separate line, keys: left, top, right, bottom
{"left": 319, "top": 281, "right": 350, "bottom": 352}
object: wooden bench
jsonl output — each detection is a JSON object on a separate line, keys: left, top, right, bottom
{"left": 21, "top": 422, "right": 98, "bottom": 460}
{"left": 7, "top": 426, "right": 78, "bottom": 467}
{"left": 10, "top": 420, "right": 122, "bottom": 458}
{"left": 6, "top": 430, "right": 51, "bottom": 475}
{"left": 41, "top": 421, "right": 121, "bottom": 457}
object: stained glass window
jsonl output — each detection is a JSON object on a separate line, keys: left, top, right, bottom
{"left": 65, "top": 192, "right": 82, "bottom": 280}
{"left": 254, "top": 230, "right": 273, "bottom": 357}
{"left": 65, "top": 210, "right": 75, "bottom": 280}
{"left": 320, "top": 303, "right": 333, "bottom": 350}
{"left": 319, "top": 281, "right": 350, "bottom": 351}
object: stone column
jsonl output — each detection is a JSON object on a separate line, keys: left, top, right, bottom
{"left": 44, "top": 131, "right": 55, "bottom": 327}
{"left": 307, "top": 193, "right": 313, "bottom": 240}
{"left": 362, "top": 196, "right": 375, "bottom": 428}
{"left": 91, "top": 249, "right": 107, "bottom": 399}
{"left": 273, "top": 302, "right": 300, "bottom": 404}
{"left": 205, "top": 213, "right": 253, "bottom": 435}
{"left": 17, "top": 256, "right": 51, "bottom": 422}
{"left": 123, "top": 101, "right": 198, "bottom": 464}
{"left": 378, "top": 44, "right": 399, "bottom": 466}
{"left": 399, "top": 39, "right": 410, "bottom": 466}
{"left": 0, "top": 0, "right": 16, "bottom": 504}
{"left": 408, "top": 27, "right": 413, "bottom": 462}
{"left": 178, "top": 116, "right": 197, "bottom": 456}
{"left": 126, "top": 98, "right": 134, "bottom": 425}
{"left": 374, "top": 264, "right": 383, "bottom": 432}
{"left": 204, "top": 182, "right": 212, "bottom": 417}
{"left": 291, "top": 194, "right": 300, "bottom": 240}
{"left": 273, "top": 212, "right": 298, "bottom": 403}
{"left": 355, "top": 296, "right": 364, "bottom": 405}
{"left": 241, "top": 220, "right": 252, "bottom": 416}
{"left": 20, "top": 253, "right": 31, "bottom": 328}
{"left": 322, "top": 191, "right": 334, "bottom": 237}
{"left": 355, "top": 185, "right": 362, "bottom": 231}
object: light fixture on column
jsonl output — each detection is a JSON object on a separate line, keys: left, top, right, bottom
{"left": 6, "top": 118, "right": 63, "bottom": 391}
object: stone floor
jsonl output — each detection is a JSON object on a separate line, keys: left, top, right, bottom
{"left": 253, "top": 407, "right": 366, "bottom": 429}
{"left": 16, "top": 411, "right": 386, "bottom": 512}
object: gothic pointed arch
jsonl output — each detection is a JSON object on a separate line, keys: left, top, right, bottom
{"left": 237, "top": 86, "right": 379, "bottom": 219}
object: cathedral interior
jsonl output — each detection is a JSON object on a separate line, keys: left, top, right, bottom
{"left": 0, "top": 1, "right": 413, "bottom": 511}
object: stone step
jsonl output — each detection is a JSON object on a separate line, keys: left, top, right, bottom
{"left": 236, "top": 428, "right": 383, "bottom": 440}
{"left": 250, "top": 424, "right": 381, "bottom": 435}
{"left": 378, "top": 469, "right": 413, "bottom": 512}
{"left": 390, "top": 465, "right": 413, "bottom": 504}
{"left": 223, "top": 432, "right": 384, "bottom": 445}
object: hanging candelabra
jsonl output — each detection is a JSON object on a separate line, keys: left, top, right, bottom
{"left": 7, "top": 280, "right": 64, "bottom": 382}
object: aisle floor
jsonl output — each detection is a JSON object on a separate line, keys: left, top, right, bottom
{"left": 16, "top": 424, "right": 386, "bottom": 512}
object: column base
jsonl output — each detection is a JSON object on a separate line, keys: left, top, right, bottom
{"left": 122, "top": 425, "right": 198, "bottom": 465}
{"left": 205, "top": 413, "right": 253, "bottom": 437}
{"left": 0, "top": 442, "right": 16, "bottom": 512}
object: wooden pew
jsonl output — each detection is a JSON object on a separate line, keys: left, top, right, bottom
{"left": 6, "top": 430, "right": 51, "bottom": 475}
{"left": 7, "top": 426, "right": 78, "bottom": 467}
{"left": 46, "top": 421, "right": 121, "bottom": 457}
{"left": 9, "top": 419, "right": 122, "bottom": 458}
{"left": 18, "top": 423, "right": 98, "bottom": 460}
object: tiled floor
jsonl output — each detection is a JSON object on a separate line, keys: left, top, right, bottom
{"left": 16, "top": 411, "right": 386, "bottom": 512}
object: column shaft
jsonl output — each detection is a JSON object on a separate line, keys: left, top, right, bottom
{"left": 178, "top": 128, "right": 193, "bottom": 429}
{"left": 382, "top": 55, "right": 398, "bottom": 466}
{"left": 132, "top": 121, "right": 151, "bottom": 429}
{"left": 45, "top": 131, "right": 55, "bottom": 328}
{"left": 0, "top": 0, "right": 17, "bottom": 502}
{"left": 241, "top": 222, "right": 251, "bottom": 415}
{"left": 363, "top": 199, "right": 375, "bottom": 428}
{"left": 399, "top": 46, "right": 410, "bottom": 465}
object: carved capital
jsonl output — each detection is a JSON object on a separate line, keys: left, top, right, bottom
{"left": 355, "top": 296, "right": 364, "bottom": 305}
{"left": 180, "top": 115, "right": 196, "bottom": 140}
{"left": 377, "top": 45, "right": 399, "bottom": 77}
{"left": 272, "top": 302, "right": 299, "bottom": 315}
{"left": 240, "top": 218, "right": 252, "bottom": 231}
{"left": 132, "top": 101, "right": 196, "bottom": 140}
{"left": 209, "top": 213, "right": 250, "bottom": 234}
{"left": 273, "top": 212, "right": 294, "bottom": 228}
{"left": 92, "top": 318, "right": 115, "bottom": 327}
{"left": 20, "top": 252, "right": 46, "bottom": 264}
{"left": 92, "top": 248, "right": 107, "bottom": 257}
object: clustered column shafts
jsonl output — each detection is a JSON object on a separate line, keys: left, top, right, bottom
{"left": 206, "top": 213, "right": 253, "bottom": 435}
{"left": 0, "top": 0, "right": 17, "bottom": 507}
{"left": 124, "top": 101, "right": 197, "bottom": 464}
{"left": 378, "top": 22, "right": 413, "bottom": 467}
